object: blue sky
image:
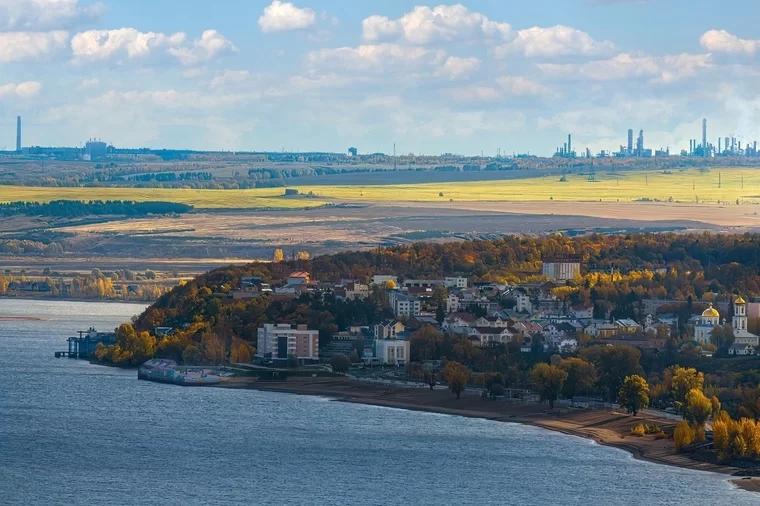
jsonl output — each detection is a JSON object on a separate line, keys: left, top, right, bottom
{"left": 1, "top": 0, "right": 760, "bottom": 155}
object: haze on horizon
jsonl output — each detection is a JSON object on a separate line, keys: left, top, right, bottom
{"left": 1, "top": 0, "right": 759, "bottom": 156}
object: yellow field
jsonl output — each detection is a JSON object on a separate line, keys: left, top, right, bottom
{"left": 0, "top": 186, "right": 328, "bottom": 209}
{"left": 0, "top": 168, "right": 757, "bottom": 208}
{"left": 296, "top": 168, "right": 760, "bottom": 204}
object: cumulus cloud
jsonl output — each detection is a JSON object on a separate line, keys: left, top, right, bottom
{"left": 362, "top": 4, "right": 510, "bottom": 45}
{"left": 306, "top": 43, "right": 445, "bottom": 73}
{"left": 258, "top": 0, "right": 316, "bottom": 33}
{"left": 0, "top": 81, "right": 43, "bottom": 99}
{"left": 493, "top": 25, "right": 616, "bottom": 58}
{"left": 0, "top": 30, "right": 69, "bottom": 62}
{"left": 71, "top": 28, "right": 186, "bottom": 61}
{"left": 168, "top": 30, "right": 238, "bottom": 66}
{"left": 700, "top": 29, "right": 758, "bottom": 55}
{"left": 70, "top": 28, "right": 236, "bottom": 66}
{"left": 537, "top": 52, "right": 712, "bottom": 83}
{"left": 495, "top": 76, "right": 551, "bottom": 96}
{"left": 0, "top": 0, "right": 104, "bottom": 30}
{"left": 436, "top": 56, "right": 481, "bottom": 80}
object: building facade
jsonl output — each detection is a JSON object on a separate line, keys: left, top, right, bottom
{"left": 257, "top": 324, "right": 319, "bottom": 362}
{"left": 694, "top": 304, "right": 720, "bottom": 345}
{"left": 542, "top": 258, "right": 581, "bottom": 281}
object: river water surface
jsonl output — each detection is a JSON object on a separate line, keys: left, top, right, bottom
{"left": 0, "top": 299, "right": 756, "bottom": 505}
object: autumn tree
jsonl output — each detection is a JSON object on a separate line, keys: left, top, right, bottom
{"left": 182, "top": 345, "right": 202, "bottom": 365}
{"left": 531, "top": 363, "right": 568, "bottom": 409}
{"left": 444, "top": 361, "right": 471, "bottom": 400}
{"left": 201, "top": 332, "right": 225, "bottom": 364}
{"left": 685, "top": 388, "right": 713, "bottom": 439}
{"left": 410, "top": 324, "right": 444, "bottom": 362}
{"left": 618, "top": 375, "right": 650, "bottom": 416}
{"left": 674, "top": 421, "right": 695, "bottom": 452}
{"left": 559, "top": 357, "right": 597, "bottom": 402}
{"left": 273, "top": 248, "right": 285, "bottom": 262}
{"left": 669, "top": 366, "right": 704, "bottom": 414}
{"left": 330, "top": 353, "right": 350, "bottom": 374}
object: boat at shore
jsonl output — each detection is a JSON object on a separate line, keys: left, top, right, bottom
{"left": 138, "top": 359, "right": 227, "bottom": 385}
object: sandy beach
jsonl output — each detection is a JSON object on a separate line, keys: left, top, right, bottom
{"left": 214, "top": 376, "right": 760, "bottom": 494}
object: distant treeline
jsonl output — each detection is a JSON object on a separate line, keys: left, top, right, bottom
{"left": 127, "top": 172, "right": 213, "bottom": 182}
{"left": 0, "top": 200, "right": 193, "bottom": 217}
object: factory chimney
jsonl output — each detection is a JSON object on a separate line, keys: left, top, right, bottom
{"left": 16, "top": 116, "right": 21, "bottom": 152}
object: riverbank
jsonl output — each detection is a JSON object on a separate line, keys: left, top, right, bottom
{"left": 213, "top": 376, "right": 759, "bottom": 494}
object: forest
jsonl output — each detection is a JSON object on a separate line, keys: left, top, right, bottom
{"left": 0, "top": 200, "right": 193, "bottom": 217}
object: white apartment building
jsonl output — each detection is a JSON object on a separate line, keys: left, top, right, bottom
{"left": 374, "top": 339, "right": 410, "bottom": 366}
{"left": 445, "top": 277, "right": 468, "bottom": 289}
{"left": 388, "top": 291, "right": 421, "bottom": 317}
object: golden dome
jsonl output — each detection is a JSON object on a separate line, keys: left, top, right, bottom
{"left": 735, "top": 295, "right": 746, "bottom": 305}
{"left": 702, "top": 304, "right": 720, "bottom": 318}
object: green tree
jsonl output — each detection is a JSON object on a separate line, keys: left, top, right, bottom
{"left": 617, "top": 374, "right": 650, "bottom": 416}
{"left": 531, "top": 363, "right": 568, "bottom": 409}
{"left": 330, "top": 353, "right": 350, "bottom": 374}
{"left": 559, "top": 357, "right": 597, "bottom": 401}
{"left": 410, "top": 324, "right": 444, "bottom": 362}
{"left": 444, "top": 361, "right": 471, "bottom": 400}
{"left": 596, "top": 346, "right": 642, "bottom": 398}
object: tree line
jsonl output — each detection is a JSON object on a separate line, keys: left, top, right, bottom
{"left": 0, "top": 200, "right": 193, "bottom": 218}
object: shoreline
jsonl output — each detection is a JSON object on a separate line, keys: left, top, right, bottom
{"left": 210, "top": 377, "right": 760, "bottom": 495}
{"left": 0, "top": 295, "right": 152, "bottom": 305}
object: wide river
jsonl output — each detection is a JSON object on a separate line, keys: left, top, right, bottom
{"left": 0, "top": 299, "right": 756, "bottom": 505}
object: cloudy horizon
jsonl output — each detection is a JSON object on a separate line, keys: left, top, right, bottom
{"left": 1, "top": 0, "right": 760, "bottom": 156}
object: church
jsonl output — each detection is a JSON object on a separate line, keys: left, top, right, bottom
{"left": 694, "top": 303, "right": 720, "bottom": 345}
{"left": 730, "top": 296, "right": 759, "bottom": 355}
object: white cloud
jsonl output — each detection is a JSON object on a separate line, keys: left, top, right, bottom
{"left": 495, "top": 76, "right": 551, "bottom": 96}
{"left": 362, "top": 4, "right": 510, "bottom": 45}
{"left": 71, "top": 28, "right": 186, "bottom": 61}
{"left": 537, "top": 52, "right": 712, "bottom": 83}
{"left": 168, "top": 30, "right": 238, "bottom": 66}
{"left": 445, "top": 76, "right": 551, "bottom": 103}
{"left": 0, "top": 0, "right": 104, "bottom": 30}
{"left": 258, "top": 0, "right": 316, "bottom": 33}
{"left": 436, "top": 56, "right": 481, "bottom": 80}
{"left": 306, "top": 43, "right": 445, "bottom": 73}
{"left": 493, "top": 25, "right": 616, "bottom": 58}
{"left": 70, "top": 28, "right": 235, "bottom": 66}
{"left": 0, "top": 81, "right": 43, "bottom": 99}
{"left": 0, "top": 31, "right": 69, "bottom": 63}
{"left": 78, "top": 78, "right": 99, "bottom": 89}
{"left": 700, "top": 29, "right": 758, "bottom": 55}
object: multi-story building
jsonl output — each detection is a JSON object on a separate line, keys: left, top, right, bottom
{"left": 542, "top": 256, "right": 582, "bottom": 280}
{"left": 388, "top": 291, "right": 421, "bottom": 317}
{"left": 344, "top": 281, "right": 369, "bottom": 300}
{"left": 374, "top": 339, "right": 410, "bottom": 366}
{"left": 256, "top": 324, "right": 319, "bottom": 363}
{"left": 444, "top": 277, "right": 468, "bottom": 289}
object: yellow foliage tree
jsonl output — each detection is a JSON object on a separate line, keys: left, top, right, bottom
{"left": 685, "top": 388, "right": 713, "bottom": 441}
{"left": 201, "top": 332, "right": 225, "bottom": 364}
{"left": 443, "top": 361, "right": 471, "bottom": 400}
{"left": 674, "top": 421, "right": 695, "bottom": 452}
{"left": 713, "top": 420, "right": 730, "bottom": 460}
{"left": 273, "top": 248, "right": 285, "bottom": 262}
{"left": 297, "top": 251, "right": 310, "bottom": 260}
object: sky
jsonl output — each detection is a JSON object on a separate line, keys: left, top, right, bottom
{"left": 2, "top": 0, "right": 760, "bottom": 156}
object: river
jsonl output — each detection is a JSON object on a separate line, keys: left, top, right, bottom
{"left": 0, "top": 299, "right": 755, "bottom": 505}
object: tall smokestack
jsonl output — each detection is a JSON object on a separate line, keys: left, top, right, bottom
{"left": 16, "top": 116, "right": 21, "bottom": 152}
{"left": 567, "top": 134, "right": 572, "bottom": 155}
{"left": 702, "top": 118, "right": 707, "bottom": 156}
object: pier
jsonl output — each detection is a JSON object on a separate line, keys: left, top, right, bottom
{"left": 54, "top": 327, "right": 117, "bottom": 358}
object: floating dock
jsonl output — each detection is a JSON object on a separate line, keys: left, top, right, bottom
{"left": 54, "top": 327, "right": 117, "bottom": 358}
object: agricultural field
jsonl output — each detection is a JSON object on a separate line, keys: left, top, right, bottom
{"left": 0, "top": 168, "right": 757, "bottom": 208}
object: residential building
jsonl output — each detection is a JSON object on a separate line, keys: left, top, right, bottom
{"left": 614, "top": 319, "right": 642, "bottom": 334}
{"left": 515, "top": 292, "right": 533, "bottom": 313}
{"left": 388, "top": 291, "right": 421, "bottom": 317}
{"left": 403, "top": 279, "right": 444, "bottom": 288}
{"left": 729, "top": 342, "right": 754, "bottom": 356}
{"left": 344, "top": 281, "right": 369, "bottom": 300}
{"left": 256, "top": 324, "right": 319, "bottom": 363}
{"left": 445, "top": 277, "right": 468, "bottom": 289}
{"left": 374, "top": 320, "right": 406, "bottom": 339}
{"left": 446, "top": 293, "right": 460, "bottom": 313}
{"left": 372, "top": 275, "right": 398, "bottom": 286}
{"left": 472, "top": 327, "right": 513, "bottom": 346}
{"left": 287, "top": 271, "right": 311, "bottom": 285}
{"left": 542, "top": 256, "right": 582, "bottom": 280}
{"left": 571, "top": 304, "right": 594, "bottom": 320}
{"left": 374, "top": 339, "right": 410, "bottom": 366}
{"left": 475, "top": 316, "right": 510, "bottom": 328}
{"left": 585, "top": 322, "right": 618, "bottom": 338}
